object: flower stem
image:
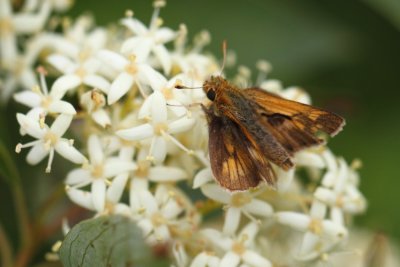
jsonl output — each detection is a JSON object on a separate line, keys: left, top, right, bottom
{"left": 0, "top": 223, "right": 14, "bottom": 267}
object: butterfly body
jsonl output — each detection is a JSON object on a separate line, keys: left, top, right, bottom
{"left": 201, "top": 76, "right": 345, "bottom": 191}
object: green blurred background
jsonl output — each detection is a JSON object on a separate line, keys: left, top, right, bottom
{"left": 1, "top": 0, "right": 400, "bottom": 265}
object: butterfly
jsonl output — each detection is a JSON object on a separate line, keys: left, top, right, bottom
{"left": 194, "top": 75, "right": 345, "bottom": 191}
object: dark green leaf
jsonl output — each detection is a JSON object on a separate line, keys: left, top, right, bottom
{"left": 0, "top": 140, "right": 20, "bottom": 186}
{"left": 59, "top": 215, "right": 168, "bottom": 267}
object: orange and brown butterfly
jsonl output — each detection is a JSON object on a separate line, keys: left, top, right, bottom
{"left": 177, "top": 50, "right": 345, "bottom": 192}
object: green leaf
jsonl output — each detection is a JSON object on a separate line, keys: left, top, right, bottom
{"left": 0, "top": 140, "right": 20, "bottom": 186}
{"left": 59, "top": 215, "right": 168, "bottom": 267}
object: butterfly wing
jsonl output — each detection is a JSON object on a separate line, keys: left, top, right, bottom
{"left": 244, "top": 88, "right": 345, "bottom": 154}
{"left": 203, "top": 104, "right": 276, "bottom": 191}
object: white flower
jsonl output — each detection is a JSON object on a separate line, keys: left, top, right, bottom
{"left": 130, "top": 148, "right": 187, "bottom": 185}
{"left": 171, "top": 26, "right": 219, "bottom": 80}
{"left": 189, "top": 251, "right": 220, "bottom": 267}
{"left": 130, "top": 184, "right": 187, "bottom": 244}
{"left": 117, "top": 91, "right": 195, "bottom": 163}
{"left": 80, "top": 89, "right": 111, "bottom": 128}
{"left": 314, "top": 158, "right": 367, "bottom": 225}
{"left": 13, "top": 69, "right": 76, "bottom": 117}
{"left": 15, "top": 113, "right": 85, "bottom": 172}
{"left": 0, "top": 0, "right": 73, "bottom": 101}
{"left": 201, "top": 184, "right": 273, "bottom": 235}
{"left": 138, "top": 73, "right": 192, "bottom": 118}
{"left": 65, "top": 135, "right": 136, "bottom": 212}
{"left": 202, "top": 222, "right": 272, "bottom": 267}
{"left": 275, "top": 200, "right": 348, "bottom": 261}
{"left": 97, "top": 50, "right": 164, "bottom": 104}
{"left": 47, "top": 51, "right": 110, "bottom": 97}
{"left": 172, "top": 242, "right": 189, "bottom": 267}
{"left": 193, "top": 167, "right": 213, "bottom": 189}
{"left": 0, "top": 0, "right": 51, "bottom": 68}
{"left": 120, "top": 0, "right": 176, "bottom": 74}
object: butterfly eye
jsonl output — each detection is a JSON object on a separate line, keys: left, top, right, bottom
{"left": 207, "top": 89, "right": 216, "bottom": 101}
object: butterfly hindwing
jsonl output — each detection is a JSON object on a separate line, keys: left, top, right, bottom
{"left": 203, "top": 104, "right": 276, "bottom": 191}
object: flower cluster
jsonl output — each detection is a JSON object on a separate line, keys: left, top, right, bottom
{"left": 3, "top": 0, "right": 368, "bottom": 266}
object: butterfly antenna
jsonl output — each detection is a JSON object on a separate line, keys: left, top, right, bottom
{"left": 174, "top": 79, "right": 202, "bottom": 90}
{"left": 220, "top": 40, "right": 227, "bottom": 76}
{"left": 175, "top": 85, "right": 203, "bottom": 89}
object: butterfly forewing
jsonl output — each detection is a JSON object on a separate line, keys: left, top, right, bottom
{"left": 203, "top": 105, "right": 275, "bottom": 191}
{"left": 244, "top": 88, "right": 345, "bottom": 137}
{"left": 214, "top": 87, "right": 295, "bottom": 171}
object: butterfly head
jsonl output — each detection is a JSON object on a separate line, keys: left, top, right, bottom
{"left": 203, "top": 75, "right": 229, "bottom": 101}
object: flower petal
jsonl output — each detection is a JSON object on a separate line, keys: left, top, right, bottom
{"left": 83, "top": 74, "right": 110, "bottom": 94}
{"left": 242, "top": 199, "right": 273, "bottom": 217}
{"left": 103, "top": 161, "right": 137, "bottom": 178}
{"left": 151, "top": 91, "right": 167, "bottom": 123}
{"left": 193, "top": 168, "right": 213, "bottom": 189}
{"left": 321, "top": 220, "right": 347, "bottom": 239}
{"left": 295, "top": 150, "right": 325, "bottom": 168}
{"left": 148, "top": 166, "right": 187, "bottom": 182}
{"left": 121, "top": 18, "right": 148, "bottom": 35}
{"left": 65, "top": 168, "right": 92, "bottom": 186}
{"left": 154, "top": 28, "right": 176, "bottom": 43}
{"left": 223, "top": 207, "right": 241, "bottom": 235}
{"left": 201, "top": 184, "right": 230, "bottom": 204}
{"left": 50, "top": 114, "right": 72, "bottom": 136}
{"left": 16, "top": 113, "right": 46, "bottom": 139}
{"left": 242, "top": 250, "right": 272, "bottom": 267}
{"left": 331, "top": 207, "right": 344, "bottom": 225}
{"left": 48, "top": 100, "right": 76, "bottom": 115}
{"left": 108, "top": 72, "right": 134, "bottom": 104}
{"left": 122, "top": 37, "right": 152, "bottom": 62}
{"left": 116, "top": 123, "right": 154, "bottom": 141}
{"left": 276, "top": 167, "right": 295, "bottom": 192}
{"left": 168, "top": 116, "right": 195, "bottom": 134}
{"left": 201, "top": 229, "right": 231, "bottom": 251}
{"left": 139, "top": 190, "right": 158, "bottom": 215}
{"left": 66, "top": 187, "right": 95, "bottom": 210}
{"left": 219, "top": 252, "right": 240, "bottom": 267}
{"left": 47, "top": 54, "right": 77, "bottom": 74}
{"left": 50, "top": 74, "right": 81, "bottom": 99}
{"left": 138, "top": 94, "right": 153, "bottom": 119}
{"left": 154, "top": 224, "right": 170, "bottom": 242}
{"left": 97, "top": 49, "right": 128, "bottom": 71}
{"left": 275, "top": 212, "right": 310, "bottom": 232}
{"left": 190, "top": 252, "right": 209, "bottom": 267}
{"left": 13, "top": 91, "right": 41, "bottom": 107}
{"left": 92, "top": 179, "right": 106, "bottom": 212}
{"left": 137, "top": 64, "right": 165, "bottom": 91}
{"left": 55, "top": 139, "right": 86, "bottom": 164}
{"left": 92, "top": 109, "right": 111, "bottom": 128}
{"left": 151, "top": 136, "right": 166, "bottom": 163}
{"left": 88, "top": 135, "right": 104, "bottom": 165}
{"left": 309, "top": 200, "right": 327, "bottom": 219}
{"left": 166, "top": 99, "right": 187, "bottom": 117}
{"left": 153, "top": 44, "right": 171, "bottom": 74}
{"left": 240, "top": 222, "right": 259, "bottom": 246}
{"left": 12, "top": 1, "right": 50, "bottom": 33}
{"left": 26, "top": 143, "right": 48, "bottom": 165}
{"left": 107, "top": 173, "right": 129, "bottom": 204}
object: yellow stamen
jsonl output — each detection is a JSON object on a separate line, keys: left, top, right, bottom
{"left": 230, "top": 193, "right": 252, "bottom": 207}
{"left": 309, "top": 219, "right": 323, "bottom": 235}
{"left": 91, "top": 164, "right": 104, "bottom": 178}
{"left": 154, "top": 123, "right": 168, "bottom": 136}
